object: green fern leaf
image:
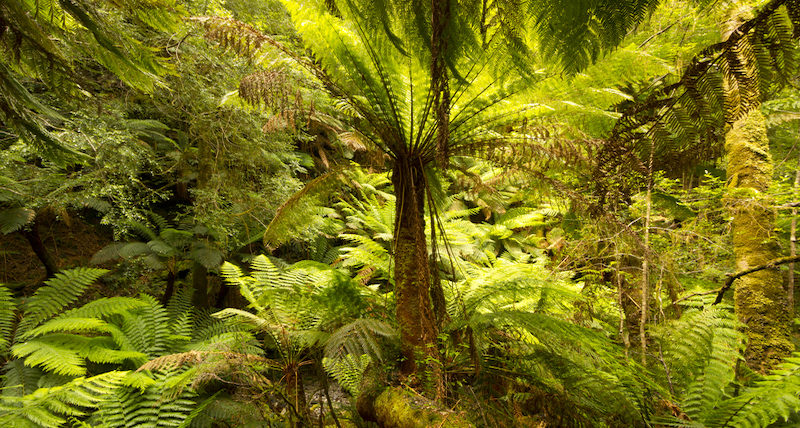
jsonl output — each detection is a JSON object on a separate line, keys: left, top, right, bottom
{"left": 17, "top": 268, "right": 107, "bottom": 336}
{"left": 0, "top": 286, "right": 16, "bottom": 352}
{"left": 0, "top": 208, "right": 35, "bottom": 235}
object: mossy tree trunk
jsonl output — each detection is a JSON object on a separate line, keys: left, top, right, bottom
{"left": 789, "top": 147, "right": 800, "bottom": 314}
{"left": 725, "top": 109, "right": 793, "bottom": 372}
{"left": 391, "top": 156, "right": 442, "bottom": 393}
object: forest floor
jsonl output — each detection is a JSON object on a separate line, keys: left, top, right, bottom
{"left": 0, "top": 212, "right": 112, "bottom": 291}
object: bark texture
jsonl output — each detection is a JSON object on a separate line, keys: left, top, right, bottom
{"left": 391, "top": 157, "right": 441, "bottom": 390}
{"left": 725, "top": 109, "right": 793, "bottom": 372}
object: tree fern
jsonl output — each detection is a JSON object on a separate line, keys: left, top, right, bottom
{"left": 0, "top": 278, "right": 248, "bottom": 427}
{"left": 216, "top": 254, "right": 385, "bottom": 411}
{"left": 443, "top": 256, "right": 654, "bottom": 424}
{"left": 645, "top": 294, "right": 800, "bottom": 427}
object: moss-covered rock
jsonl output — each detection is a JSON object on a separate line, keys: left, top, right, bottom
{"left": 725, "top": 109, "right": 793, "bottom": 372}
{"left": 361, "top": 387, "right": 473, "bottom": 428}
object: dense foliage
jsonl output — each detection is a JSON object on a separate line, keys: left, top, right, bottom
{"left": 3, "top": 0, "right": 800, "bottom": 427}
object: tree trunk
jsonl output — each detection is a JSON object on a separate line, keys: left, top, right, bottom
{"left": 161, "top": 269, "right": 176, "bottom": 306}
{"left": 640, "top": 138, "right": 655, "bottom": 367}
{"left": 725, "top": 109, "right": 793, "bottom": 372}
{"left": 21, "top": 218, "right": 57, "bottom": 278}
{"left": 391, "top": 156, "right": 441, "bottom": 392}
{"left": 430, "top": 0, "right": 450, "bottom": 169}
{"left": 284, "top": 363, "right": 309, "bottom": 425}
{"left": 191, "top": 262, "right": 209, "bottom": 309}
{"left": 615, "top": 251, "right": 631, "bottom": 357}
{"left": 789, "top": 145, "right": 800, "bottom": 314}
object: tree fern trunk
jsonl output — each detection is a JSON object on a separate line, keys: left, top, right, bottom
{"left": 191, "top": 262, "right": 208, "bottom": 308}
{"left": 161, "top": 269, "right": 176, "bottom": 306}
{"left": 431, "top": 0, "right": 450, "bottom": 169}
{"left": 21, "top": 218, "right": 57, "bottom": 278}
{"left": 725, "top": 109, "right": 792, "bottom": 372}
{"left": 284, "top": 363, "right": 309, "bottom": 424}
{"left": 391, "top": 156, "right": 441, "bottom": 392}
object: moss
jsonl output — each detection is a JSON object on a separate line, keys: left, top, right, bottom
{"left": 391, "top": 158, "right": 442, "bottom": 393}
{"left": 371, "top": 387, "right": 473, "bottom": 428}
{"left": 725, "top": 109, "right": 773, "bottom": 191}
{"left": 725, "top": 109, "right": 793, "bottom": 372}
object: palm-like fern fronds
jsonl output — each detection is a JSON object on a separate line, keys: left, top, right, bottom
{"left": 444, "top": 256, "right": 653, "bottom": 424}
{"left": 0, "top": 277, "right": 247, "bottom": 427}
{"left": 322, "top": 317, "right": 396, "bottom": 395}
{"left": 0, "top": 286, "right": 16, "bottom": 352}
{"left": 217, "top": 255, "right": 387, "bottom": 402}
{"left": 653, "top": 301, "right": 744, "bottom": 414}
{"left": 261, "top": 170, "right": 346, "bottom": 250}
{"left": 596, "top": 0, "right": 800, "bottom": 206}
{"left": 710, "top": 355, "right": 800, "bottom": 427}
{"left": 97, "top": 369, "right": 205, "bottom": 428}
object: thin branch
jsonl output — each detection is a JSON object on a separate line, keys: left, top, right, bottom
{"left": 674, "top": 289, "right": 720, "bottom": 305}
{"left": 714, "top": 255, "right": 800, "bottom": 304}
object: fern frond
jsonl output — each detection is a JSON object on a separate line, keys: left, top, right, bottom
{"left": 262, "top": 170, "right": 346, "bottom": 250}
{"left": 0, "top": 371, "right": 127, "bottom": 428}
{"left": 98, "top": 370, "right": 200, "bottom": 428}
{"left": 322, "top": 353, "right": 371, "bottom": 396}
{"left": 0, "top": 207, "right": 35, "bottom": 235}
{"left": 58, "top": 297, "right": 149, "bottom": 320}
{"left": 711, "top": 354, "right": 800, "bottom": 427}
{"left": 324, "top": 318, "right": 396, "bottom": 362}
{"left": 12, "top": 334, "right": 89, "bottom": 376}
{"left": 20, "top": 317, "right": 112, "bottom": 340}
{"left": 120, "top": 295, "right": 171, "bottom": 358}
{"left": 0, "top": 286, "right": 16, "bottom": 352}
{"left": 1, "top": 359, "right": 42, "bottom": 398}
{"left": 17, "top": 268, "right": 107, "bottom": 336}
{"left": 212, "top": 308, "right": 271, "bottom": 331}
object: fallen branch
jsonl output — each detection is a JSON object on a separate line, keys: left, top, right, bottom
{"left": 713, "top": 255, "right": 800, "bottom": 304}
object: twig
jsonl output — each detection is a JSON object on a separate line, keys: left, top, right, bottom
{"left": 658, "top": 344, "right": 675, "bottom": 396}
{"left": 468, "top": 386, "right": 489, "bottom": 428}
{"left": 320, "top": 360, "right": 342, "bottom": 428}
